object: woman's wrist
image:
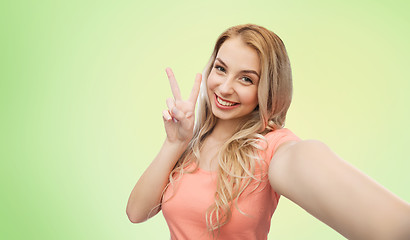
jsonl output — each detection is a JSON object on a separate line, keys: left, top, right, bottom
{"left": 163, "top": 138, "right": 189, "bottom": 154}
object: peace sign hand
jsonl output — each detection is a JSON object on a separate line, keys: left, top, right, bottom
{"left": 162, "top": 68, "right": 202, "bottom": 144}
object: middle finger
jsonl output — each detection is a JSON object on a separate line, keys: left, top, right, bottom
{"left": 166, "top": 68, "right": 182, "bottom": 100}
{"left": 166, "top": 97, "right": 175, "bottom": 112}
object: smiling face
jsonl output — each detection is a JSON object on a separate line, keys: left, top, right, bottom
{"left": 207, "top": 37, "right": 260, "bottom": 123}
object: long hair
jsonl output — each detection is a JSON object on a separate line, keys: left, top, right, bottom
{"left": 165, "top": 24, "right": 293, "bottom": 235}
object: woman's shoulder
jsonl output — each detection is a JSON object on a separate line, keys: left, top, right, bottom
{"left": 264, "top": 128, "right": 300, "bottom": 142}
{"left": 260, "top": 128, "right": 301, "bottom": 162}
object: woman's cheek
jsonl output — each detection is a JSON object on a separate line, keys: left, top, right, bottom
{"left": 239, "top": 87, "right": 258, "bottom": 105}
{"left": 207, "top": 72, "right": 219, "bottom": 90}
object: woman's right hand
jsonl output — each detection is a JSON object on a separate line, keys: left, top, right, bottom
{"left": 162, "top": 68, "right": 202, "bottom": 144}
{"left": 126, "top": 68, "right": 201, "bottom": 223}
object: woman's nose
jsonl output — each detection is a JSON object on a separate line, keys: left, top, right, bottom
{"left": 218, "top": 77, "right": 234, "bottom": 95}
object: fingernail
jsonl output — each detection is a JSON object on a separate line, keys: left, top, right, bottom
{"left": 172, "top": 107, "right": 179, "bottom": 115}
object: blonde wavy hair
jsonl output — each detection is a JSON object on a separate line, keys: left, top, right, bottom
{"left": 165, "top": 24, "right": 293, "bottom": 236}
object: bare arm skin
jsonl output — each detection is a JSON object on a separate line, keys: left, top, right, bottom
{"left": 269, "top": 140, "right": 410, "bottom": 240}
{"left": 126, "top": 68, "right": 201, "bottom": 223}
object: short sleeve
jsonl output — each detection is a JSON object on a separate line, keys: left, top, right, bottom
{"left": 261, "top": 128, "right": 301, "bottom": 165}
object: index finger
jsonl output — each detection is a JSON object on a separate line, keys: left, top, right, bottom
{"left": 188, "top": 73, "right": 202, "bottom": 104}
{"left": 166, "top": 68, "right": 182, "bottom": 100}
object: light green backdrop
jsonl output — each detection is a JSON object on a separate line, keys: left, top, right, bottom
{"left": 1, "top": 0, "right": 409, "bottom": 239}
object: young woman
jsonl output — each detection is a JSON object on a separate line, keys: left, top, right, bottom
{"left": 126, "top": 24, "right": 410, "bottom": 239}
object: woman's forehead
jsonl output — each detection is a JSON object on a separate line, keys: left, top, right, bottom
{"left": 216, "top": 37, "right": 260, "bottom": 74}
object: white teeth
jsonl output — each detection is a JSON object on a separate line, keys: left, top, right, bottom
{"left": 217, "top": 96, "right": 236, "bottom": 106}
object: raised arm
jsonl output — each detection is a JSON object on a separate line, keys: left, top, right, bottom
{"left": 269, "top": 140, "right": 410, "bottom": 240}
{"left": 126, "top": 68, "right": 201, "bottom": 223}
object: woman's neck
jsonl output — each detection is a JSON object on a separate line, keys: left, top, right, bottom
{"left": 210, "top": 118, "right": 241, "bottom": 141}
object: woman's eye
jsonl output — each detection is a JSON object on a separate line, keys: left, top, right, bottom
{"left": 241, "top": 76, "right": 253, "bottom": 84}
{"left": 215, "top": 65, "right": 225, "bottom": 72}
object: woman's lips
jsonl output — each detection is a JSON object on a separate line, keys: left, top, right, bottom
{"left": 214, "top": 94, "right": 240, "bottom": 109}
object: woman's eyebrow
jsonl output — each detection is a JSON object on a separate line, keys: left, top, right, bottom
{"left": 215, "top": 58, "right": 228, "bottom": 67}
{"left": 216, "top": 57, "right": 260, "bottom": 78}
{"left": 242, "top": 70, "right": 260, "bottom": 78}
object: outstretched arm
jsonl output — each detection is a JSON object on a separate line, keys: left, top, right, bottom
{"left": 269, "top": 140, "right": 410, "bottom": 240}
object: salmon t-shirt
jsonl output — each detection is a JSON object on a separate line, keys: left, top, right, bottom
{"left": 162, "top": 128, "right": 300, "bottom": 240}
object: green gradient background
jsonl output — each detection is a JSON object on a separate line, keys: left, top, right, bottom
{"left": 1, "top": 0, "right": 409, "bottom": 239}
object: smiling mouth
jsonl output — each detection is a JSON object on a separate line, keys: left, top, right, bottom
{"left": 215, "top": 94, "right": 239, "bottom": 107}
